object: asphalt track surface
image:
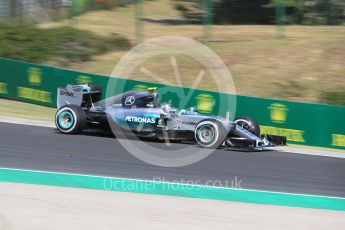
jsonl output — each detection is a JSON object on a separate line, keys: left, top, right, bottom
{"left": 1, "top": 122, "right": 345, "bottom": 197}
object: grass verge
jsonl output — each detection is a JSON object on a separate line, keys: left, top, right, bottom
{"left": 0, "top": 22, "right": 130, "bottom": 65}
{"left": 0, "top": 99, "right": 55, "bottom": 122}
{"left": 38, "top": 0, "right": 345, "bottom": 105}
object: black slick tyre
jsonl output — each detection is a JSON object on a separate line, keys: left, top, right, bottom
{"left": 55, "top": 104, "right": 86, "bottom": 134}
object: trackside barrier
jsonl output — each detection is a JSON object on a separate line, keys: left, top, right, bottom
{"left": 0, "top": 57, "right": 344, "bottom": 150}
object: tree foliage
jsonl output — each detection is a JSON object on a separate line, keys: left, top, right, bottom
{"left": 212, "top": 0, "right": 274, "bottom": 24}
{"left": 302, "top": 0, "right": 345, "bottom": 25}
{"left": 174, "top": 0, "right": 345, "bottom": 25}
{"left": 262, "top": 0, "right": 345, "bottom": 24}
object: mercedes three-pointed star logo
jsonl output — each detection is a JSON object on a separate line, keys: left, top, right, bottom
{"left": 124, "top": 96, "right": 135, "bottom": 106}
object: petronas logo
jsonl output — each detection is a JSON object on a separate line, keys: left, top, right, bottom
{"left": 28, "top": 67, "right": 42, "bottom": 85}
{"left": 268, "top": 103, "right": 289, "bottom": 123}
{"left": 197, "top": 94, "right": 215, "bottom": 114}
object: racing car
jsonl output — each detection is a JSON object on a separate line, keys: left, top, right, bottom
{"left": 55, "top": 84, "right": 286, "bottom": 150}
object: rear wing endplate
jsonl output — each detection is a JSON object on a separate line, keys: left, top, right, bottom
{"left": 57, "top": 84, "right": 101, "bottom": 109}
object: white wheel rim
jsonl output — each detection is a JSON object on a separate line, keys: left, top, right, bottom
{"left": 55, "top": 107, "right": 78, "bottom": 133}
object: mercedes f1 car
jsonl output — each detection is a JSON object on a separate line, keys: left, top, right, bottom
{"left": 55, "top": 84, "right": 286, "bottom": 150}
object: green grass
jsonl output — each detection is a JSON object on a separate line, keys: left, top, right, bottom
{"left": 35, "top": 0, "right": 345, "bottom": 106}
{"left": 0, "top": 22, "right": 130, "bottom": 65}
{"left": 0, "top": 0, "right": 338, "bottom": 106}
{"left": 320, "top": 91, "right": 345, "bottom": 106}
{"left": 0, "top": 99, "right": 55, "bottom": 122}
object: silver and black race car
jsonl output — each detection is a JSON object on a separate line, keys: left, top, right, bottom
{"left": 55, "top": 84, "right": 286, "bottom": 150}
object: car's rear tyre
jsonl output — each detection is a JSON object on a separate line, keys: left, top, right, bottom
{"left": 226, "top": 116, "right": 260, "bottom": 147}
{"left": 55, "top": 105, "right": 86, "bottom": 134}
{"left": 195, "top": 120, "right": 226, "bottom": 149}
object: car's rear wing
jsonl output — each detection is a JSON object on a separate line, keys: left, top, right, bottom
{"left": 57, "top": 84, "right": 102, "bottom": 109}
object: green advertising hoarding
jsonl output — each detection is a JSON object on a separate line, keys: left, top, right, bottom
{"left": 0, "top": 57, "right": 344, "bottom": 150}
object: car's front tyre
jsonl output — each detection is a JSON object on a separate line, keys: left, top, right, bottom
{"left": 55, "top": 105, "right": 86, "bottom": 134}
{"left": 225, "top": 116, "right": 260, "bottom": 147}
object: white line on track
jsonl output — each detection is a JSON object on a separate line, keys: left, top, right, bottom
{"left": 274, "top": 146, "right": 345, "bottom": 159}
{"left": 0, "top": 116, "right": 55, "bottom": 128}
